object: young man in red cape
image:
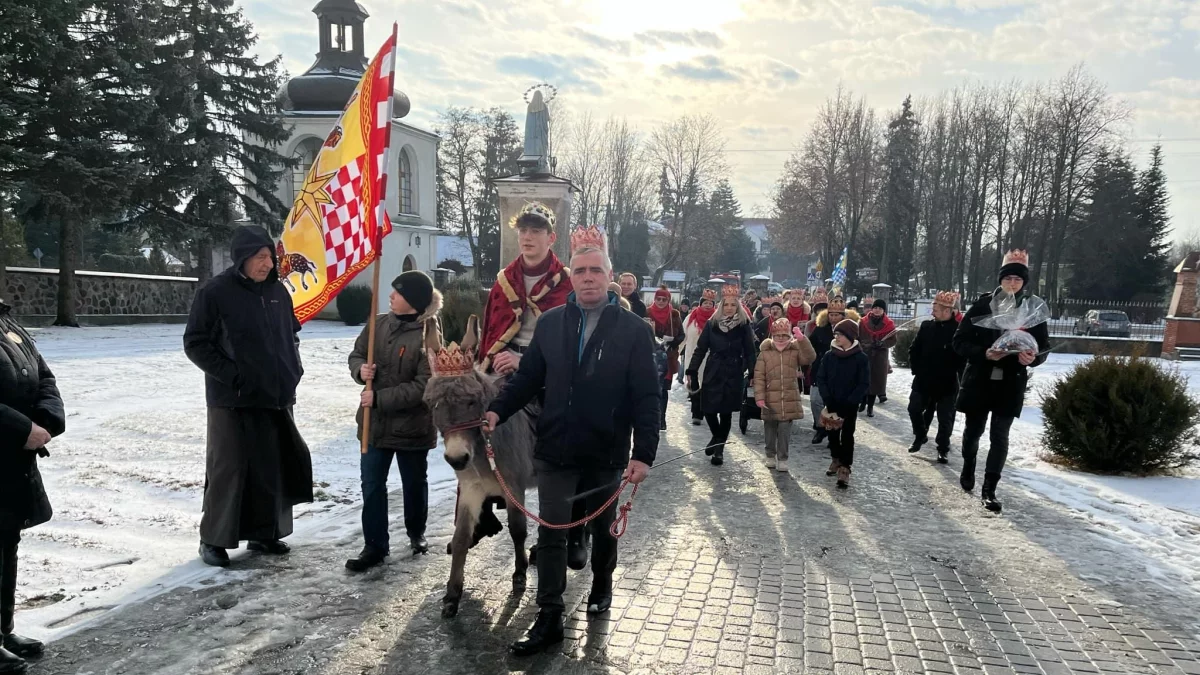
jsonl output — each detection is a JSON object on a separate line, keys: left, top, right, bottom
{"left": 466, "top": 202, "right": 590, "bottom": 569}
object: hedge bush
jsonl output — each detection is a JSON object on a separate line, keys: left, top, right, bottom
{"left": 441, "top": 275, "right": 484, "bottom": 344}
{"left": 891, "top": 328, "right": 918, "bottom": 368}
{"left": 336, "top": 286, "right": 374, "bottom": 326}
{"left": 1041, "top": 356, "right": 1200, "bottom": 474}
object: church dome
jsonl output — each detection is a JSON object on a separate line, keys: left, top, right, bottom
{"left": 276, "top": 0, "right": 409, "bottom": 118}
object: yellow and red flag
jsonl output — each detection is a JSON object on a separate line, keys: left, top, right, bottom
{"left": 279, "top": 26, "right": 398, "bottom": 323}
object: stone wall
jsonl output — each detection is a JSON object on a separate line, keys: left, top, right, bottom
{"left": 4, "top": 267, "right": 197, "bottom": 322}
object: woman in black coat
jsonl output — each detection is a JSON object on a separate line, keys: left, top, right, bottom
{"left": 952, "top": 250, "right": 1049, "bottom": 513}
{"left": 686, "top": 292, "right": 756, "bottom": 466}
{"left": 0, "top": 301, "right": 65, "bottom": 670}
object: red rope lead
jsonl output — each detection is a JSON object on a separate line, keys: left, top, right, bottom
{"left": 482, "top": 432, "right": 637, "bottom": 538}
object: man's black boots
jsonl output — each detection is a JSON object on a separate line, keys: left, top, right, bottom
{"left": 509, "top": 610, "right": 565, "bottom": 656}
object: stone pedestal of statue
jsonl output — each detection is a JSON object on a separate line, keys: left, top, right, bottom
{"left": 494, "top": 176, "right": 576, "bottom": 266}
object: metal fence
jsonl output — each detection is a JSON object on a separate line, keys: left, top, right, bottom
{"left": 884, "top": 313, "right": 1164, "bottom": 341}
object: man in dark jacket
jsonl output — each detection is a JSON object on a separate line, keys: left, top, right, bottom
{"left": 953, "top": 249, "right": 1050, "bottom": 513}
{"left": 0, "top": 301, "right": 65, "bottom": 671}
{"left": 618, "top": 272, "right": 647, "bottom": 318}
{"left": 183, "top": 225, "right": 314, "bottom": 567}
{"left": 907, "top": 291, "right": 965, "bottom": 463}
{"left": 345, "top": 272, "right": 441, "bottom": 571}
{"left": 486, "top": 246, "right": 659, "bottom": 657}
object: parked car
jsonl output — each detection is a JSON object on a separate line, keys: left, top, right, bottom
{"left": 1073, "top": 310, "right": 1132, "bottom": 338}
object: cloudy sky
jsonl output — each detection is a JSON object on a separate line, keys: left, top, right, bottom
{"left": 245, "top": 0, "right": 1200, "bottom": 239}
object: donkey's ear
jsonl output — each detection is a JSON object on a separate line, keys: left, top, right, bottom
{"left": 461, "top": 315, "right": 480, "bottom": 353}
{"left": 423, "top": 317, "right": 443, "bottom": 353}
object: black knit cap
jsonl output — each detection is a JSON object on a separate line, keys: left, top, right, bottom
{"left": 872, "top": 298, "right": 887, "bottom": 312}
{"left": 998, "top": 261, "right": 1030, "bottom": 287}
{"left": 391, "top": 270, "right": 433, "bottom": 314}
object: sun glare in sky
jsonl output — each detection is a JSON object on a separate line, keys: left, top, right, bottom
{"left": 584, "top": 0, "right": 745, "bottom": 35}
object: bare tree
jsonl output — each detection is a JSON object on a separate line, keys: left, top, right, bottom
{"left": 557, "top": 111, "right": 612, "bottom": 229}
{"left": 435, "top": 108, "right": 485, "bottom": 270}
{"left": 648, "top": 114, "right": 727, "bottom": 283}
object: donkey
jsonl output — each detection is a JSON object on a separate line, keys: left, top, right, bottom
{"left": 422, "top": 316, "right": 537, "bottom": 619}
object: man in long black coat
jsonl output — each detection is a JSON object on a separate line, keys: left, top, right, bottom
{"left": 907, "top": 291, "right": 965, "bottom": 463}
{"left": 184, "top": 226, "right": 314, "bottom": 567}
{"left": 486, "top": 246, "right": 659, "bottom": 657}
{"left": 0, "top": 301, "right": 65, "bottom": 670}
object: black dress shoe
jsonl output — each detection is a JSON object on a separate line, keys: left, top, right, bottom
{"left": 247, "top": 540, "right": 290, "bottom": 555}
{"left": 345, "top": 546, "right": 388, "bottom": 572}
{"left": 199, "top": 543, "right": 230, "bottom": 567}
{"left": 811, "top": 429, "right": 827, "bottom": 445}
{"left": 711, "top": 453, "right": 724, "bottom": 466}
{"left": 410, "top": 536, "right": 429, "bottom": 555}
{"left": 0, "top": 646, "right": 25, "bottom": 674}
{"left": 936, "top": 447, "right": 950, "bottom": 464}
{"left": 509, "top": 610, "right": 564, "bottom": 657}
{"left": 2, "top": 634, "right": 42, "bottom": 659}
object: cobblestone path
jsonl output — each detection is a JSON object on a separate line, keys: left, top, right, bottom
{"left": 30, "top": 389, "right": 1200, "bottom": 674}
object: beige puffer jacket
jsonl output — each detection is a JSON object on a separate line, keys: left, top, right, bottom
{"left": 753, "top": 336, "right": 817, "bottom": 422}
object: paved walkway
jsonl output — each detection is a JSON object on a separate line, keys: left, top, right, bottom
{"left": 28, "top": 389, "right": 1200, "bottom": 675}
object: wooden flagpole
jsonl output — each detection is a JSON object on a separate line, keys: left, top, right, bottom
{"left": 360, "top": 23, "right": 400, "bottom": 455}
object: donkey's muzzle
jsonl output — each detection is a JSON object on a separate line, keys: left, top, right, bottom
{"left": 444, "top": 454, "right": 470, "bottom": 471}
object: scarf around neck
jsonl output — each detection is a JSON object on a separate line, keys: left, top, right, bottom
{"left": 718, "top": 311, "right": 744, "bottom": 333}
{"left": 648, "top": 302, "right": 674, "bottom": 331}
{"left": 862, "top": 314, "right": 895, "bottom": 340}
{"left": 688, "top": 304, "right": 716, "bottom": 329}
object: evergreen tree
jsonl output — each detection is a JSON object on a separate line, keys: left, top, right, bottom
{"left": 613, "top": 215, "right": 651, "bottom": 280}
{"left": 880, "top": 96, "right": 920, "bottom": 291}
{"left": 3, "top": 0, "right": 161, "bottom": 325}
{"left": 124, "top": 0, "right": 291, "bottom": 282}
{"left": 1067, "top": 151, "right": 1141, "bottom": 300}
{"left": 1133, "top": 144, "right": 1171, "bottom": 298}
{"left": 472, "top": 108, "right": 521, "bottom": 277}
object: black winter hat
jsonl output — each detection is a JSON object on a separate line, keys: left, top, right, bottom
{"left": 872, "top": 298, "right": 887, "bottom": 312}
{"left": 391, "top": 270, "right": 434, "bottom": 314}
{"left": 998, "top": 262, "right": 1030, "bottom": 287}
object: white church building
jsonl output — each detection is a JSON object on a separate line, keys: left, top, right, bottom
{"left": 223, "top": 0, "right": 441, "bottom": 315}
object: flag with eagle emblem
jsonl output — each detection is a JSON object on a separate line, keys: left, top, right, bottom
{"left": 278, "top": 26, "right": 398, "bottom": 324}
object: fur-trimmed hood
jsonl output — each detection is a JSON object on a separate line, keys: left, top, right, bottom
{"left": 418, "top": 289, "right": 444, "bottom": 323}
{"left": 814, "top": 307, "right": 861, "bottom": 328}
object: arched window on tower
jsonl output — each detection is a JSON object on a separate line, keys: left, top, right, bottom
{"left": 399, "top": 150, "right": 415, "bottom": 215}
{"left": 291, "top": 137, "right": 324, "bottom": 205}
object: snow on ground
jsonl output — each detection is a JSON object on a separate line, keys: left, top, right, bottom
{"left": 18, "top": 321, "right": 455, "bottom": 637}
{"left": 889, "top": 353, "right": 1200, "bottom": 597}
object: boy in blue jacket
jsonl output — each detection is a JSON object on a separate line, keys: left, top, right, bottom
{"left": 815, "top": 318, "right": 871, "bottom": 488}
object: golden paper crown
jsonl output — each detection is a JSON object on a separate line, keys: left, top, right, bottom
{"left": 1002, "top": 249, "right": 1029, "bottom": 267}
{"left": 429, "top": 342, "right": 475, "bottom": 378}
{"left": 933, "top": 290, "right": 960, "bottom": 309}
{"left": 771, "top": 318, "right": 792, "bottom": 334}
{"left": 764, "top": 296, "right": 783, "bottom": 307}
{"left": 811, "top": 287, "right": 829, "bottom": 302}
{"left": 508, "top": 201, "right": 556, "bottom": 230}
{"left": 570, "top": 225, "right": 606, "bottom": 254}
{"left": 788, "top": 288, "right": 806, "bottom": 298}
{"left": 700, "top": 288, "right": 717, "bottom": 303}
{"left": 827, "top": 297, "right": 847, "bottom": 313}
{"left": 721, "top": 284, "right": 741, "bottom": 299}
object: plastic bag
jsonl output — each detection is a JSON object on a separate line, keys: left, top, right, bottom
{"left": 972, "top": 293, "right": 1050, "bottom": 353}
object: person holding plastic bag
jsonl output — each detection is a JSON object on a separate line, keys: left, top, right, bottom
{"left": 952, "top": 249, "right": 1050, "bottom": 513}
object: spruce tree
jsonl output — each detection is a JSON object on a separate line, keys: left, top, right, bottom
{"left": 1068, "top": 151, "right": 1141, "bottom": 300}
{"left": 130, "top": 0, "right": 291, "bottom": 281}
{"left": 472, "top": 108, "right": 521, "bottom": 277}
{"left": 3, "top": 0, "right": 161, "bottom": 325}
{"left": 1133, "top": 144, "right": 1171, "bottom": 298}
{"left": 880, "top": 96, "right": 920, "bottom": 291}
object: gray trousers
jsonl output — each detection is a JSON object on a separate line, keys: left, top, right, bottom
{"left": 810, "top": 387, "right": 824, "bottom": 426}
{"left": 764, "top": 421, "right": 793, "bottom": 461}
{"left": 534, "top": 459, "right": 623, "bottom": 611}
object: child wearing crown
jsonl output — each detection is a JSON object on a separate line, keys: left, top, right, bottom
{"left": 906, "top": 290, "right": 965, "bottom": 465}
{"left": 952, "top": 249, "right": 1050, "bottom": 514}
{"left": 753, "top": 317, "right": 816, "bottom": 472}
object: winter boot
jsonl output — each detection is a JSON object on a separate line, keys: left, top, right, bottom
{"left": 936, "top": 447, "right": 950, "bottom": 464}
{"left": 199, "top": 543, "right": 230, "bottom": 568}
{"left": 812, "top": 428, "right": 827, "bottom": 445}
{"left": 981, "top": 474, "right": 1003, "bottom": 513}
{"left": 858, "top": 400, "right": 867, "bottom": 413}
{"left": 410, "top": 535, "right": 429, "bottom": 556}
{"left": 836, "top": 465, "right": 851, "bottom": 489}
{"left": 704, "top": 436, "right": 719, "bottom": 456}
{"left": 878, "top": 394, "right": 887, "bottom": 404}
{"left": 345, "top": 546, "right": 388, "bottom": 572}
{"left": 0, "top": 646, "right": 25, "bottom": 674}
{"left": 2, "top": 635, "right": 42, "bottom": 660}
{"left": 959, "top": 465, "right": 976, "bottom": 493}
{"left": 711, "top": 451, "right": 724, "bottom": 466}
{"left": 566, "top": 530, "right": 588, "bottom": 571}
{"left": 908, "top": 435, "right": 926, "bottom": 454}
{"left": 826, "top": 459, "right": 840, "bottom": 477}
{"left": 509, "top": 610, "right": 565, "bottom": 656}
{"left": 866, "top": 402, "right": 874, "bottom": 418}
{"left": 587, "top": 576, "right": 613, "bottom": 615}
{"left": 691, "top": 417, "right": 702, "bottom": 426}
{"left": 775, "top": 459, "right": 789, "bottom": 472}
{"left": 247, "top": 539, "right": 290, "bottom": 555}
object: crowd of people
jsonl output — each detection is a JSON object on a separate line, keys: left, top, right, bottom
{"left": 0, "top": 193, "right": 1048, "bottom": 666}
